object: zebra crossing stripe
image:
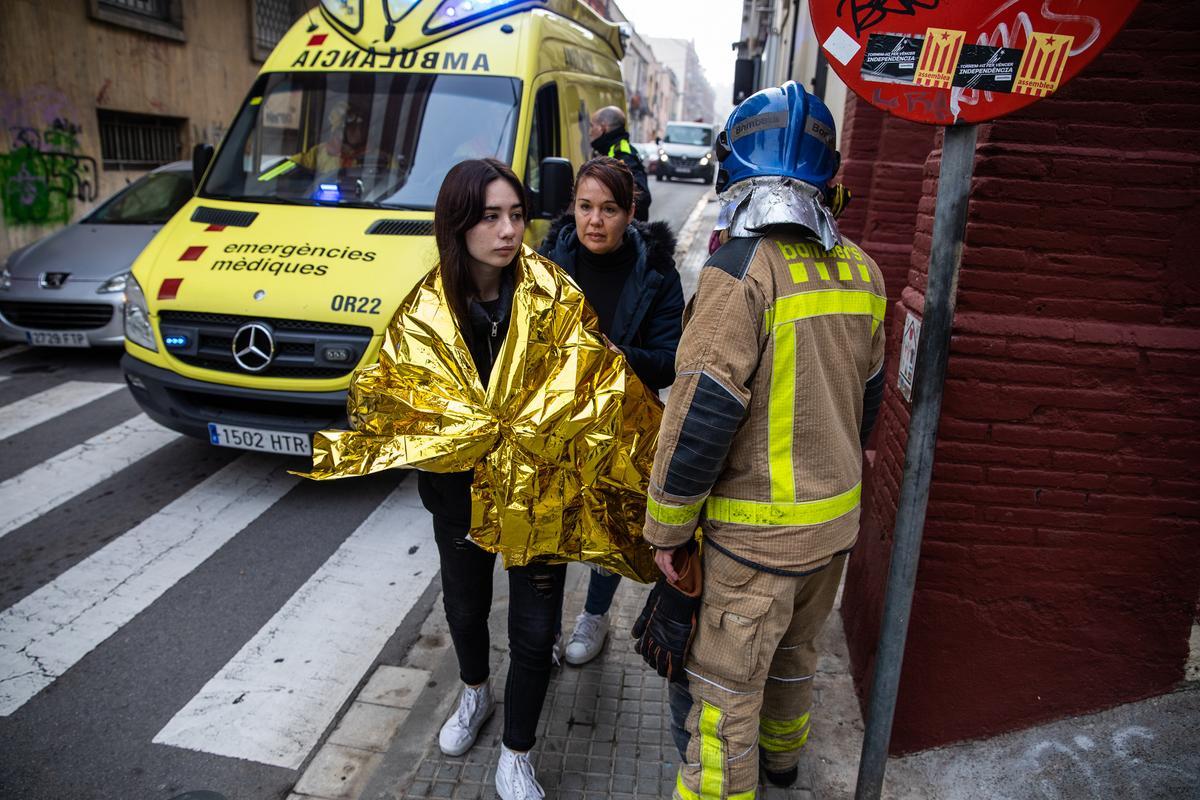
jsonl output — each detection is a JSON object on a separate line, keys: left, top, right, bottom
{"left": 0, "top": 454, "right": 296, "bottom": 716}
{"left": 154, "top": 479, "right": 439, "bottom": 768}
{"left": 0, "top": 380, "right": 124, "bottom": 441}
{"left": 0, "top": 414, "right": 179, "bottom": 539}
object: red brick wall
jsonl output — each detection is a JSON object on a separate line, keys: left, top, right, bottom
{"left": 841, "top": 0, "right": 1200, "bottom": 753}
{"left": 836, "top": 94, "right": 936, "bottom": 314}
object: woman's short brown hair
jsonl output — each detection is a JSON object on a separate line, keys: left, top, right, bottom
{"left": 574, "top": 156, "right": 635, "bottom": 214}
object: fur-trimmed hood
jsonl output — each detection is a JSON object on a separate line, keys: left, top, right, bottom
{"left": 537, "top": 211, "right": 685, "bottom": 391}
{"left": 541, "top": 212, "right": 677, "bottom": 277}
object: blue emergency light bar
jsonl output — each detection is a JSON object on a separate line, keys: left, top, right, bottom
{"left": 315, "top": 183, "right": 343, "bottom": 202}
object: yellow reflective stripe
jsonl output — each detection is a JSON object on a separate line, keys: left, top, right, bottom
{"left": 760, "top": 713, "right": 812, "bottom": 753}
{"left": 647, "top": 495, "right": 705, "bottom": 526}
{"left": 675, "top": 773, "right": 700, "bottom": 800}
{"left": 729, "top": 790, "right": 757, "bottom": 800}
{"left": 769, "top": 317, "right": 797, "bottom": 503}
{"left": 766, "top": 288, "right": 887, "bottom": 335}
{"left": 699, "top": 701, "right": 724, "bottom": 798}
{"left": 760, "top": 712, "right": 811, "bottom": 737}
{"left": 812, "top": 260, "right": 831, "bottom": 280}
{"left": 706, "top": 483, "right": 861, "bottom": 526}
{"left": 257, "top": 159, "right": 297, "bottom": 182}
{"left": 857, "top": 261, "right": 872, "bottom": 282}
{"left": 836, "top": 261, "right": 852, "bottom": 280}
{"left": 249, "top": 96, "right": 263, "bottom": 105}
{"left": 787, "top": 261, "right": 808, "bottom": 283}
{"left": 760, "top": 724, "right": 810, "bottom": 753}
{"left": 607, "top": 140, "right": 634, "bottom": 156}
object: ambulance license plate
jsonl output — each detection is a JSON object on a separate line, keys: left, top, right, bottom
{"left": 26, "top": 330, "right": 90, "bottom": 347}
{"left": 208, "top": 423, "right": 312, "bottom": 455}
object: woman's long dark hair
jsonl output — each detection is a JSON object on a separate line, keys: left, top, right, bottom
{"left": 433, "top": 158, "right": 528, "bottom": 336}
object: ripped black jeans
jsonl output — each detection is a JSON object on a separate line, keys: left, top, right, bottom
{"left": 432, "top": 516, "right": 566, "bottom": 752}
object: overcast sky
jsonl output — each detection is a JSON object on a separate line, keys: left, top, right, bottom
{"left": 616, "top": 0, "right": 743, "bottom": 123}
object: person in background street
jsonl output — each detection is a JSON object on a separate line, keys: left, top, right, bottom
{"left": 421, "top": 158, "right": 561, "bottom": 800}
{"left": 589, "top": 106, "right": 652, "bottom": 223}
{"left": 637, "top": 81, "right": 887, "bottom": 798}
{"left": 539, "top": 156, "right": 684, "bottom": 664}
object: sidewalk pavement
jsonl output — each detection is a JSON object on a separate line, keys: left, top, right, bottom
{"left": 287, "top": 194, "right": 1200, "bottom": 799}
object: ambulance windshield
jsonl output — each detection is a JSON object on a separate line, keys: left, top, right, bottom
{"left": 202, "top": 71, "right": 521, "bottom": 210}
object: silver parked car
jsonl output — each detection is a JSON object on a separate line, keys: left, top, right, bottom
{"left": 0, "top": 161, "right": 193, "bottom": 347}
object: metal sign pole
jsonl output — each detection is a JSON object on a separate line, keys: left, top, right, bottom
{"left": 854, "top": 121, "right": 979, "bottom": 800}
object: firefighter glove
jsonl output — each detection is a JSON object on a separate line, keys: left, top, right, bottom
{"left": 632, "top": 541, "right": 702, "bottom": 682}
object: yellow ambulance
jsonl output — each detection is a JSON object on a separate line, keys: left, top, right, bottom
{"left": 121, "top": 0, "right": 627, "bottom": 454}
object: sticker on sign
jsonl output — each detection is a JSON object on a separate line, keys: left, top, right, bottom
{"left": 810, "top": 2, "right": 1141, "bottom": 124}
{"left": 208, "top": 422, "right": 312, "bottom": 456}
{"left": 823, "top": 26, "right": 862, "bottom": 66}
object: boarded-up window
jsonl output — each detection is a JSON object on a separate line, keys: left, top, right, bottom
{"left": 98, "top": 110, "right": 185, "bottom": 171}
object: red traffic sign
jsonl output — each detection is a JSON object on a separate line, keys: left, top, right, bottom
{"left": 811, "top": 1, "right": 1141, "bottom": 125}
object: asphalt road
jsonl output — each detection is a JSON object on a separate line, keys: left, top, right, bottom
{"left": 0, "top": 176, "right": 709, "bottom": 800}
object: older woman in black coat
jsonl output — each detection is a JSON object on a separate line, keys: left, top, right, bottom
{"left": 539, "top": 156, "right": 685, "bottom": 665}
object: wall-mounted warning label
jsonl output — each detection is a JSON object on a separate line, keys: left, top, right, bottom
{"left": 898, "top": 312, "right": 921, "bottom": 403}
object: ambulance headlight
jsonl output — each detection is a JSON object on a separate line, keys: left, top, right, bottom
{"left": 123, "top": 275, "right": 158, "bottom": 352}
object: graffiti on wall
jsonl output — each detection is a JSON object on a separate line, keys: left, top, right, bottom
{"left": 0, "top": 88, "right": 99, "bottom": 226}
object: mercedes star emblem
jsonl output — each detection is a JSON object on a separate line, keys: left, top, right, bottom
{"left": 231, "top": 322, "right": 275, "bottom": 373}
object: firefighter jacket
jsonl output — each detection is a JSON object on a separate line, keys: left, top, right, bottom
{"left": 642, "top": 231, "right": 887, "bottom": 573}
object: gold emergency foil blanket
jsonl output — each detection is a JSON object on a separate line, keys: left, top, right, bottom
{"left": 299, "top": 245, "right": 662, "bottom": 583}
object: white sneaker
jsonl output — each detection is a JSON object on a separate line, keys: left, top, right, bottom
{"left": 438, "top": 681, "right": 494, "bottom": 756}
{"left": 564, "top": 611, "right": 609, "bottom": 665}
{"left": 496, "top": 744, "right": 545, "bottom": 800}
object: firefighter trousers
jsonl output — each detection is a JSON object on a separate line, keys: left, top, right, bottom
{"left": 673, "top": 546, "right": 847, "bottom": 800}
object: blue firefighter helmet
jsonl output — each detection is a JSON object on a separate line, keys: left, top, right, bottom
{"left": 715, "top": 81, "right": 840, "bottom": 194}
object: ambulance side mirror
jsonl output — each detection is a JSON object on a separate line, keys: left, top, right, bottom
{"left": 192, "top": 143, "right": 215, "bottom": 190}
{"left": 539, "top": 157, "right": 573, "bottom": 219}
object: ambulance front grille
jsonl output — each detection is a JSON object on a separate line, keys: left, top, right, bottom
{"left": 159, "top": 310, "right": 373, "bottom": 378}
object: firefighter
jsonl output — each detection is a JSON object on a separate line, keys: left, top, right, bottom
{"left": 589, "top": 105, "right": 652, "bottom": 222}
{"left": 637, "top": 81, "right": 887, "bottom": 798}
